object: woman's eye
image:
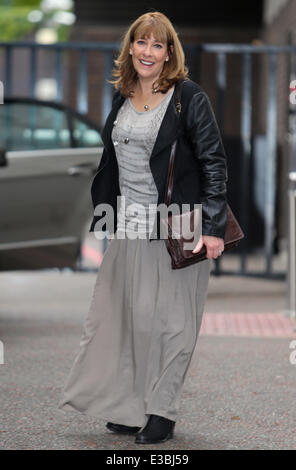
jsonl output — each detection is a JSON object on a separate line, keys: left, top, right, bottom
{"left": 136, "top": 40, "right": 162, "bottom": 48}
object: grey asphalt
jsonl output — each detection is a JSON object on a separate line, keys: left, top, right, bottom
{"left": 0, "top": 260, "right": 295, "bottom": 450}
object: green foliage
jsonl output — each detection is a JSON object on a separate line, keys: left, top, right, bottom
{"left": 0, "top": 1, "right": 40, "bottom": 6}
{"left": 57, "top": 24, "right": 71, "bottom": 42}
{"left": 0, "top": 1, "right": 74, "bottom": 42}
{"left": 0, "top": 6, "right": 38, "bottom": 40}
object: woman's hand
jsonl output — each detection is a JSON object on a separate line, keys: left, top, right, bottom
{"left": 192, "top": 234, "right": 224, "bottom": 259}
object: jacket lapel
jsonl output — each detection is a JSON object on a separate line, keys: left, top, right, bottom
{"left": 149, "top": 86, "right": 180, "bottom": 162}
{"left": 101, "top": 93, "right": 125, "bottom": 154}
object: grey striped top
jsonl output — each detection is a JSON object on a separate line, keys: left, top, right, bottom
{"left": 111, "top": 85, "right": 175, "bottom": 235}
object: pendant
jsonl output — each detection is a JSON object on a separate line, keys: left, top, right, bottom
{"left": 144, "top": 104, "right": 149, "bottom": 111}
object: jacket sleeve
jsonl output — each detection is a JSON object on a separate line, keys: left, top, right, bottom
{"left": 186, "top": 91, "right": 228, "bottom": 239}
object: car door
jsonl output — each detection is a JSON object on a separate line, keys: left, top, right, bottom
{"left": 0, "top": 99, "right": 103, "bottom": 270}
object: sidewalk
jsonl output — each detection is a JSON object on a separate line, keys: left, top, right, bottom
{"left": 0, "top": 269, "right": 295, "bottom": 449}
{"left": 202, "top": 272, "right": 296, "bottom": 337}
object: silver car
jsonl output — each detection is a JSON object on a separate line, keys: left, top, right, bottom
{"left": 0, "top": 97, "right": 103, "bottom": 271}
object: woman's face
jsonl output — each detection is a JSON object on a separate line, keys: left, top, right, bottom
{"left": 129, "top": 33, "right": 170, "bottom": 82}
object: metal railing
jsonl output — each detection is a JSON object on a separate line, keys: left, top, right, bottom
{"left": 0, "top": 40, "right": 120, "bottom": 125}
{"left": 202, "top": 44, "right": 279, "bottom": 279}
{"left": 0, "top": 40, "right": 295, "bottom": 279}
{"left": 287, "top": 171, "right": 296, "bottom": 318}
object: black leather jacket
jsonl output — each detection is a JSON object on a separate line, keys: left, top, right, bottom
{"left": 89, "top": 78, "right": 228, "bottom": 240}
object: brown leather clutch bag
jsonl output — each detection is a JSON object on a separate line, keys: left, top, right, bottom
{"left": 161, "top": 80, "right": 244, "bottom": 270}
{"left": 163, "top": 203, "right": 244, "bottom": 269}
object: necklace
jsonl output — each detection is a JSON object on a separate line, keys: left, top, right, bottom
{"left": 112, "top": 96, "right": 155, "bottom": 146}
{"left": 112, "top": 85, "right": 173, "bottom": 146}
{"left": 130, "top": 86, "right": 159, "bottom": 112}
{"left": 143, "top": 87, "right": 159, "bottom": 111}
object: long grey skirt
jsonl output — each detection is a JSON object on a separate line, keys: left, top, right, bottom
{"left": 57, "top": 231, "right": 211, "bottom": 428}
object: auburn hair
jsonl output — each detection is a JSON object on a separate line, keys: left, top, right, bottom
{"left": 109, "top": 11, "right": 189, "bottom": 97}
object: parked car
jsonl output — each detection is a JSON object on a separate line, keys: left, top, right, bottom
{"left": 0, "top": 97, "right": 103, "bottom": 270}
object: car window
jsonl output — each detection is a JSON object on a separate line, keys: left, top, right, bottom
{"left": 72, "top": 117, "right": 102, "bottom": 147}
{"left": 0, "top": 103, "right": 71, "bottom": 151}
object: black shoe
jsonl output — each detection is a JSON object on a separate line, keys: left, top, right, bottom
{"left": 135, "top": 414, "right": 175, "bottom": 444}
{"left": 106, "top": 422, "right": 141, "bottom": 435}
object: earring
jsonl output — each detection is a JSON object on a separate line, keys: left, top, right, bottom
{"left": 165, "top": 58, "right": 169, "bottom": 61}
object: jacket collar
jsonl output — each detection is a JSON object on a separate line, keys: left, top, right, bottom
{"left": 101, "top": 79, "right": 183, "bottom": 162}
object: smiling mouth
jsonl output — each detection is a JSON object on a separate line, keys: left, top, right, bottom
{"left": 139, "top": 59, "right": 155, "bottom": 66}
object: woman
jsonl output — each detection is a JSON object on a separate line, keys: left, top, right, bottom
{"left": 58, "top": 11, "right": 227, "bottom": 445}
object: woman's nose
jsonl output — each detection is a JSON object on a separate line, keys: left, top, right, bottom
{"left": 143, "top": 45, "right": 153, "bottom": 56}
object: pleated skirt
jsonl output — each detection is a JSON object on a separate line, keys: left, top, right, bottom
{"left": 57, "top": 231, "right": 211, "bottom": 428}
